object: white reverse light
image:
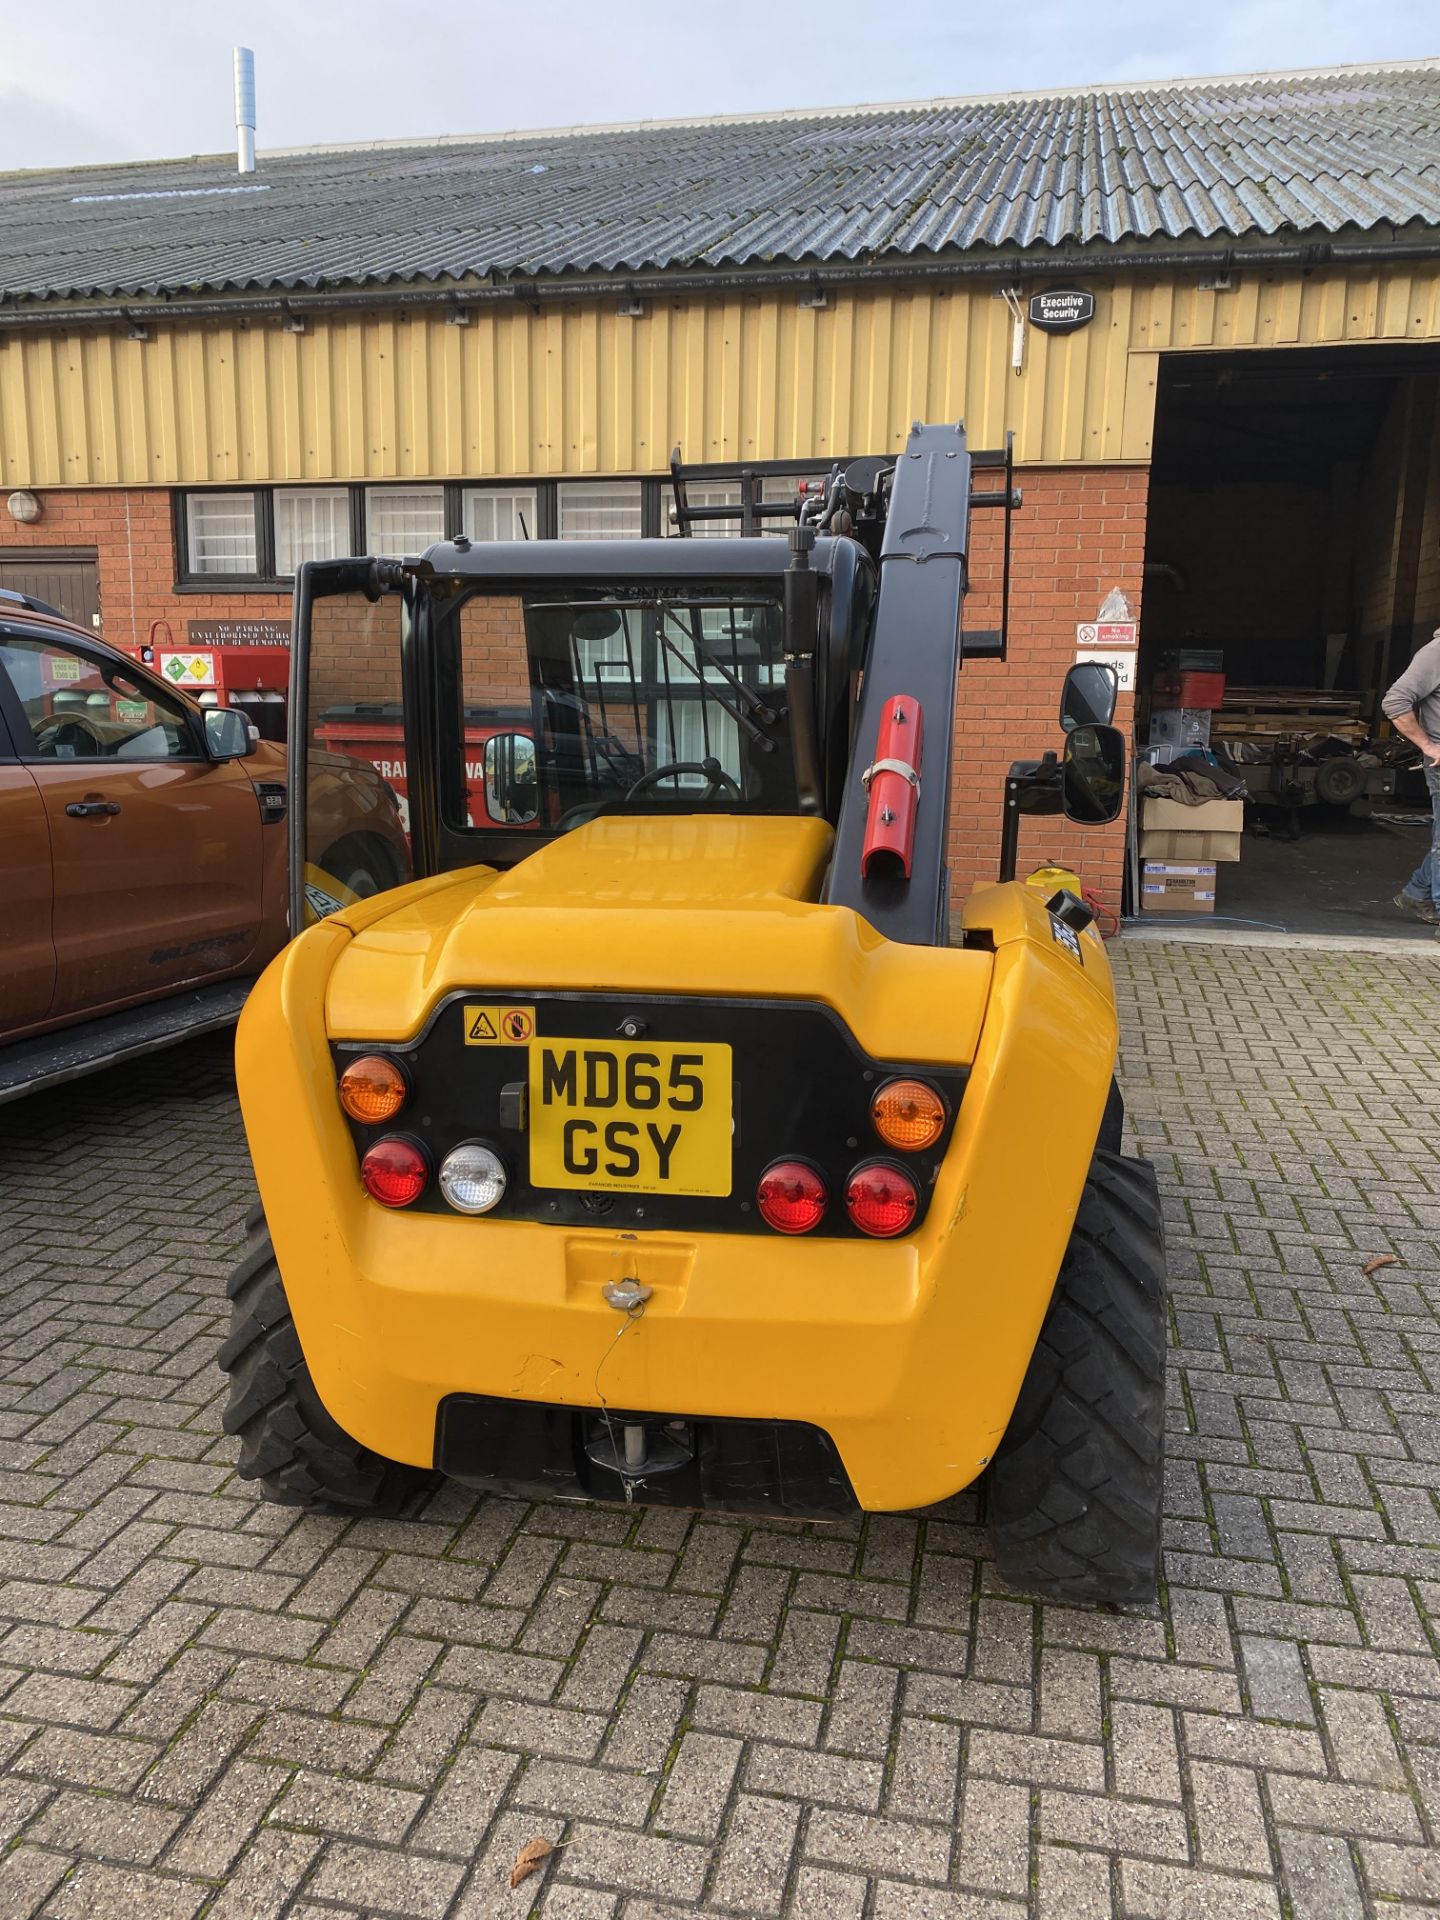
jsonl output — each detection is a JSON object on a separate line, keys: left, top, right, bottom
{"left": 439, "top": 1142, "right": 508, "bottom": 1215}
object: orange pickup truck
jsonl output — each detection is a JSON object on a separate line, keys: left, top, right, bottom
{"left": 0, "top": 598, "right": 408, "bottom": 1100}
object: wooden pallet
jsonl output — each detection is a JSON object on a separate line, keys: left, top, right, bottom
{"left": 1219, "top": 685, "right": 1364, "bottom": 724}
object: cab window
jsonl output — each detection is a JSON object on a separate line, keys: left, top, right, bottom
{"left": 0, "top": 635, "right": 197, "bottom": 762}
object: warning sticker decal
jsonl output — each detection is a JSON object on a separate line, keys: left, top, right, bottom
{"left": 464, "top": 1004, "right": 535, "bottom": 1046}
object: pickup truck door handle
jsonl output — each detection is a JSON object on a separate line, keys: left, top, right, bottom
{"left": 65, "top": 800, "right": 121, "bottom": 818}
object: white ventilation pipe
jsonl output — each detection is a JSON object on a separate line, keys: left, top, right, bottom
{"left": 234, "top": 48, "right": 256, "bottom": 174}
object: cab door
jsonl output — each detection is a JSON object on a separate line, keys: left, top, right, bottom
{"left": 0, "top": 628, "right": 264, "bottom": 1019}
{"left": 0, "top": 700, "right": 54, "bottom": 1036}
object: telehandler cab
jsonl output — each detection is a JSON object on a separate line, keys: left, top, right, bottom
{"left": 224, "top": 421, "right": 1167, "bottom": 1604}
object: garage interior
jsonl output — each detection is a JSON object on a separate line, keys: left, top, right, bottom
{"left": 1134, "top": 343, "right": 1440, "bottom": 937}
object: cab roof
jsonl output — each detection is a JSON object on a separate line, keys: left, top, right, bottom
{"left": 417, "top": 535, "right": 849, "bottom": 581}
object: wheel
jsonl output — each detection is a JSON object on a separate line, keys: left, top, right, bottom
{"left": 317, "top": 832, "right": 406, "bottom": 900}
{"left": 220, "top": 1204, "right": 439, "bottom": 1514}
{"left": 1313, "top": 756, "right": 1366, "bottom": 808}
{"left": 985, "top": 1148, "right": 1166, "bottom": 1604}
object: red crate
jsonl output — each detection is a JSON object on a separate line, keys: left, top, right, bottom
{"left": 1151, "top": 670, "right": 1226, "bottom": 710}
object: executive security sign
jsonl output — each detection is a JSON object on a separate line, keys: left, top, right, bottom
{"left": 1028, "top": 287, "right": 1096, "bottom": 333}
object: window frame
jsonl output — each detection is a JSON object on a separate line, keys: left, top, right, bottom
{"left": 0, "top": 623, "right": 208, "bottom": 764}
{"left": 274, "top": 486, "right": 353, "bottom": 578}
{"left": 177, "top": 489, "right": 266, "bottom": 585}
{"left": 174, "top": 480, "right": 664, "bottom": 589}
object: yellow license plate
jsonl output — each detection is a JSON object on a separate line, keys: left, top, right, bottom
{"left": 528, "top": 1040, "right": 732, "bottom": 1197}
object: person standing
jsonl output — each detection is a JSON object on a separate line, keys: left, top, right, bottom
{"left": 1385, "top": 625, "right": 1440, "bottom": 930}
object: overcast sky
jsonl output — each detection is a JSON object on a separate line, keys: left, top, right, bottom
{"left": 1, "top": 0, "right": 1435, "bottom": 172}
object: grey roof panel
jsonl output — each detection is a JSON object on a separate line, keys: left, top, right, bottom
{"left": 1, "top": 60, "right": 1438, "bottom": 304}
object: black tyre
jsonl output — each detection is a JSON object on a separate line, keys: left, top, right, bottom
{"left": 986, "top": 1149, "right": 1166, "bottom": 1604}
{"left": 220, "top": 1203, "right": 439, "bottom": 1514}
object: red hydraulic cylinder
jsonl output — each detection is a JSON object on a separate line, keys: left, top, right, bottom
{"left": 860, "top": 695, "right": 923, "bottom": 880}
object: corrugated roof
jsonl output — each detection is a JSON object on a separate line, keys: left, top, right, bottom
{"left": 2, "top": 59, "right": 1439, "bottom": 305}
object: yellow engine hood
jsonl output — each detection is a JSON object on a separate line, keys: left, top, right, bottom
{"left": 323, "top": 814, "right": 992, "bottom": 1065}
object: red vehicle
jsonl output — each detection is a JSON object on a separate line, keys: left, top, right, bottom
{"left": 314, "top": 702, "right": 538, "bottom": 836}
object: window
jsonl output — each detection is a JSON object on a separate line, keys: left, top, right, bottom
{"left": 365, "top": 487, "right": 445, "bottom": 555}
{"left": 664, "top": 474, "right": 813, "bottom": 538}
{"left": 186, "top": 493, "right": 258, "bottom": 575}
{"left": 557, "top": 483, "right": 643, "bottom": 541}
{"left": 456, "top": 586, "right": 794, "bottom": 827}
{"left": 0, "top": 634, "right": 195, "bottom": 761}
{"left": 275, "top": 488, "right": 349, "bottom": 575}
{"left": 669, "top": 481, "right": 741, "bottom": 540}
{"left": 463, "top": 489, "right": 538, "bottom": 542}
{"left": 175, "top": 477, "right": 673, "bottom": 585}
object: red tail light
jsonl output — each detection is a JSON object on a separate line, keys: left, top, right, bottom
{"left": 361, "top": 1137, "right": 429, "bottom": 1208}
{"left": 846, "top": 1162, "right": 919, "bottom": 1238}
{"left": 756, "top": 1160, "right": 827, "bottom": 1234}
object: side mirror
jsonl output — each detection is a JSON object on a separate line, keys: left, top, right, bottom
{"left": 1063, "top": 724, "right": 1126, "bottom": 824}
{"left": 483, "top": 731, "right": 540, "bottom": 825}
{"left": 1060, "top": 660, "right": 1119, "bottom": 732}
{"left": 203, "top": 707, "right": 253, "bottom": 761}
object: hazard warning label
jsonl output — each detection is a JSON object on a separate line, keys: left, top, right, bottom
{"left": 463, "top": 1004, "right": 535, "bottom": 1045}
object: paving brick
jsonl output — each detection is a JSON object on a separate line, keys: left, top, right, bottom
{"left": 408, "top": 1746, "right": 517, "bottom": 1856}
{"left": 42, "top": 1860, "right": 209, "bottom": 1920}
{"left": 710, "top": 1794, "right": 803, "bottom": 1913}
{"left": 1039, "top": 1788, "right": 1190, "bottom": 1860}
{"left": 1275, "top": 1829, "right": 1367, "bottom": 1920}
{"left": 1119, "top": 1857, "right": 1282, "bottom": 1920}
{"left": 1188, "top": 1760, "right": 1273, "bottom": 1875}
{"left": 822, "top": 1659, "right": 899, "bottom": 1754}
{"left": 563, "top": 1823, "right": 708, "bottom": 1901}
{"left": 954, "top": 1775, "right": 1029, "bottom": 1897}
{"left": 805, "top": 1808, "right": 952, "bottom": 1881}
{"left": 655, "top": 1732, "right": 743, "bottom": 1836}
{"left": 26, "top": 1787, "right": 183, "bottom": 1865}
{"left": 4, "top": 949, "right": 1440, "bottom": 1917}
{"left": 305, "top": 1839, "right": 465, "bottom": 1918}
{"left": 0, "top": 1845, "right": 71, "bottom": 1920}
{"left": 885, "top": 1715, "right": 962, "bottom": 1823}
{"left": 1041, "top": 1844, "right": 1124, "bottom": 1920}
{"left": 513, "top": 1757, "right": 653, "bottom": 1826}
{"left": 744, "top": 1740, "right": 881, "bottom": 1813}
{"left": 274, "top": 1769, "right": 425, "bottom": 1843}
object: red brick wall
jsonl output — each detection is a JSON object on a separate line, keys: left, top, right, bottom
{"left": 6, "top": 472, "right": 1148, "bottom": 914}
{"left": 947, "top": 465, "right": 1148, "bottom": 914}
{"left": 0, "top": 487, "right": 288, "bottom": 647}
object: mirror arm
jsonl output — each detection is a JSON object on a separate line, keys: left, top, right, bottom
{"left": 998, "top": 753, "right": 1063, "bottom": 882}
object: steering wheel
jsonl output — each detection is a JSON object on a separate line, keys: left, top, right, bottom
{"left": 625, "top": 757, "right": 741, "bottom": 802}
{"left": 36, "top": 718, "right": 105, "bottom": 757}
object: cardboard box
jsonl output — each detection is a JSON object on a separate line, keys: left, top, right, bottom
{"left": 1148, "top": 706, "right": 1212, "bottom": 751}
{"left": 1139, "top": 829, "right": 1242, "bottom": 862}
{"left": 1140, "top": 796, "right": 1243, "bottom": 862}
{"left": 1141, "top": 859, "right": 1217, "bottom": 913}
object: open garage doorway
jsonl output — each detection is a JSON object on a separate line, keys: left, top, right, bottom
{"left": 1135, "top": 345, "right": 1439, "bottom": 938}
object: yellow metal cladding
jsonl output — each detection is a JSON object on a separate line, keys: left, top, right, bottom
{"left": 3, "top": 264, "right": 1439, "bottom": 487}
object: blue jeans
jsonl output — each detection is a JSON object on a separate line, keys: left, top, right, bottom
{"left": 1402, "top": 764, "right": 1440, "bottom": 912}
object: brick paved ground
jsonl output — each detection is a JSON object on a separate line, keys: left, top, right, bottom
{"left": 0, "top": 941, "right": 1438, "bottom": 1918}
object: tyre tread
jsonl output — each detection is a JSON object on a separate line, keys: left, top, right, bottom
{"left": 986, "top": 1148, "right": 1167, "bottom": 1604}
{"left": 220, "top": 1212, "right": 437, "bottom": 1516}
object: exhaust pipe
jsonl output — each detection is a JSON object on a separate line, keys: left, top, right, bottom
{"left": 233, "top": 47, "right": 256, "bottom": 174}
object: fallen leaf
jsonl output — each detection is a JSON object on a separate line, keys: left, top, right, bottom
{"left": 1363, "top": 1255, "right": 1398, "bottom": 1276}
{"left": 509, "top": 1837, "right": 554, "bottom": 1889}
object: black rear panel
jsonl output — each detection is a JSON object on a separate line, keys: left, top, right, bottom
{"left": 436, "top": 1394, "right": 858, "bottom": 1518}
{"left": 334, "top": 990, "right": 965, "bottom": 1237}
